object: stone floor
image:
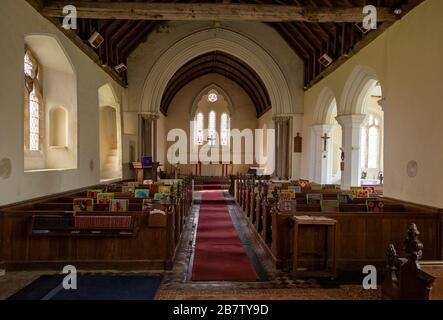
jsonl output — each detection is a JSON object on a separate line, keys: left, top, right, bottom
{"left": 0, "top": 191, "right": 381, "bottom": 300}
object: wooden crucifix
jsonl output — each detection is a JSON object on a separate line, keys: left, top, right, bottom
{"left": 321, "top": 133, "right": 330, "bottom": 152}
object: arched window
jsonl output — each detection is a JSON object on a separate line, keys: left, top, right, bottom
{"left": 220, "top": 112, "right": 229, "bottom": 146}
{"left": 368, "top": 127, "right": 379, "bottom": 169}
{"left": 360, "top": 128, "right": 367, "bottom": 168}
{"left": 195, "top": 112, "right": 204, "bottom": 145}
{"left": 24, "top": 50, "right": 43, "bottom": 151}
{"left": 208, "top": 111, "right": 216, "bottom": 146}
{"left": 360, "top": 114, "right": 381, "bottom": 170}
{"left": 263, "top": 124, "right": 268, "bottom": 157}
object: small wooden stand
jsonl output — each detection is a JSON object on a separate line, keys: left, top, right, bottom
{"left": 291, "top": 215, "right": 337, "bottom": 278}
{"left": 132, "top": 161, "right": 159, "bottom": 183}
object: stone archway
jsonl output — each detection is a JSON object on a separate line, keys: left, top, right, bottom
{"left": 139, "top": 28, "right": 292, "bottom": 117}
{"left": 337, "top": 65, "right": 382, "bottom": 189}
{"left": 311, "top": 87, "right": 341, "bottom": 184}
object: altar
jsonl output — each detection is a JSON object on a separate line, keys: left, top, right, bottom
{"left": 195, "top": 162, "right": 233, "bottom": 177}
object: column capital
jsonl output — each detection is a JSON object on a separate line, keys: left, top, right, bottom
{"left": 272, "top": 115, "right": 292, "bottom": 123}
{"left": 138, "top": 112, "right": 160, "bottom": 121}
{"left": 335, "top": 114, "right": 366, "bottom": 128}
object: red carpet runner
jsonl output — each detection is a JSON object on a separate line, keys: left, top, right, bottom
{"left": 192, "top": 190, "right": 258, "bottom": 281}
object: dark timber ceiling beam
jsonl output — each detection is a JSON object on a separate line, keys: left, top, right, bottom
{"left": 42, "top": 2, "right": 399, "bottom": 22}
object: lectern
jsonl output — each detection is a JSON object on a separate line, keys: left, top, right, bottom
{"left": 291, "top": 215, "right": 337, "bottom": 278}
{"left": 132, "top": 161, "right": 159, "bottom": 183}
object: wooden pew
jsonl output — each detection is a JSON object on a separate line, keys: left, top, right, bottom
{"left": 382, "top": 224, "right": 443, "bottom": 300}
{"left": 0, "top": 177, "right": 194, "bottom": 271}
{"left": 269, "top": 206, "right": 442, "bottom": 271}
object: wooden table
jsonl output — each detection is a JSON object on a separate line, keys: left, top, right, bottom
{"left": 291, "top": 215, "right": 337, "bottom": 278}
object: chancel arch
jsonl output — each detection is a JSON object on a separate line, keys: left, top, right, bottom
{"left": 98, "top": 83, "right": 122, "bottom": 181}
{"left": 139, "top": 28, "right": 292, "bottom": 116}
{"left": 24, "top": 34, "right": 77, "bottom": 171}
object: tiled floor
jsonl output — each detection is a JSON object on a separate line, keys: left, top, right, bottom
{"left": 0, "top": 191, "right": 380, "bottom": 300}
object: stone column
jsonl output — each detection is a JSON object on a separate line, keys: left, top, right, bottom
{"left": 139, "top": 113, "right": 160, "bottom": 161}
{"left": 273, "top": 116, "right": 291, "bottom": 179}
{"left": 311, "top": 124, "right": 334, "bottom": 184}
{"left": 336, "top": 114, "right": 366, "bottom": 190}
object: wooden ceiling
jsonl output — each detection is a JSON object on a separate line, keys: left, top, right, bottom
{"left": 27, "top": 0, "right": 423, "bottom": 100}
{"left": 161, "top": 51, "right": 271, "bottom": 116}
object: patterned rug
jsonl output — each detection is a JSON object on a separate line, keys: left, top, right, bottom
{"left": 156, "top": 286, "right": 381, "bottom": 300}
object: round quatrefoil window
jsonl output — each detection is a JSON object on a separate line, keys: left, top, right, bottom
{"left": 407, "top": 160, "right": 418, "bottom": 178}
{"left": 208, "top": 93, "right": 218, "bottom": 103}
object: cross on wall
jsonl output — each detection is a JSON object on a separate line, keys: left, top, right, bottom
{"left": 321, "top": 133, "right": 330, "bottom": 152}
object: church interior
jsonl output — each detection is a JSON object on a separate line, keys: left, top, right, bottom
{"left": 1, "top": 0, "right": 443, "bottom": 301}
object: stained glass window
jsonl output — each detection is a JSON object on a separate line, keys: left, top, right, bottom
{"left": 24, "top": 53, "right": 34, "bottom": 78}
{"left": 29, "top": 89, "right": 40, "bottom": 151}
{"left": 220, "top": 113, "right": 229, "bottom": 146}
{"left": 24, "top": 51, "right": 42, "bottom": 151}
{"left": 208, "top": 93, "right": 218, "bottom": 103}
{"left": 208, "top": 111, "right": 216, "bottom": 146}
{"left": 368, "top": 127, "right": 379, "bottom": 169}
{"left": 196, "top": 112, "right": 204, "bottom": 145}
{"left": 361, "top": 114, "right": 381, "bottom": 170}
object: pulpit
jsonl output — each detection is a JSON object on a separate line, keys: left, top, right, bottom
{"left": 132, "top": 161, "right": 159, "bottom": 183}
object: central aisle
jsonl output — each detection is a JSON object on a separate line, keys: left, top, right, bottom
{"left": 191, "top": 190, "right": 258, "bottom": 281}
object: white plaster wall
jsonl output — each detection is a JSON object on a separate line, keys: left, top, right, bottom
{"left": 302, "top": 0, "right": 443, "bottom": 207}
{"left": 0, "top": 1, "right": 123, "bottom": 206}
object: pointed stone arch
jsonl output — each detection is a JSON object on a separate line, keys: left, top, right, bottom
{"left": 313, "top": 87, "right": 337, "bottom": 125}
{"left": 139, "top": 28, "right": 292, "bottom": 116}
{"left": 339, "top": 65, "right": 379, "bottom": 115}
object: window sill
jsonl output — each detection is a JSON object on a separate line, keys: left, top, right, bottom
{"left": 24, "top": 168, "right": 77, "bottom": 173}
{"left": 49, "top": 146, "right": 68, "bottom": 150}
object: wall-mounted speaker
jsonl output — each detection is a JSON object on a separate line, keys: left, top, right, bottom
{"left": 114, "top": 63, "right": 127, "bottom": 73}
{"left": 318, "top": 54, "right": 333, "bottom": 67}
{"left": 88, "top": 31, "right": 104, "bottom": 49}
